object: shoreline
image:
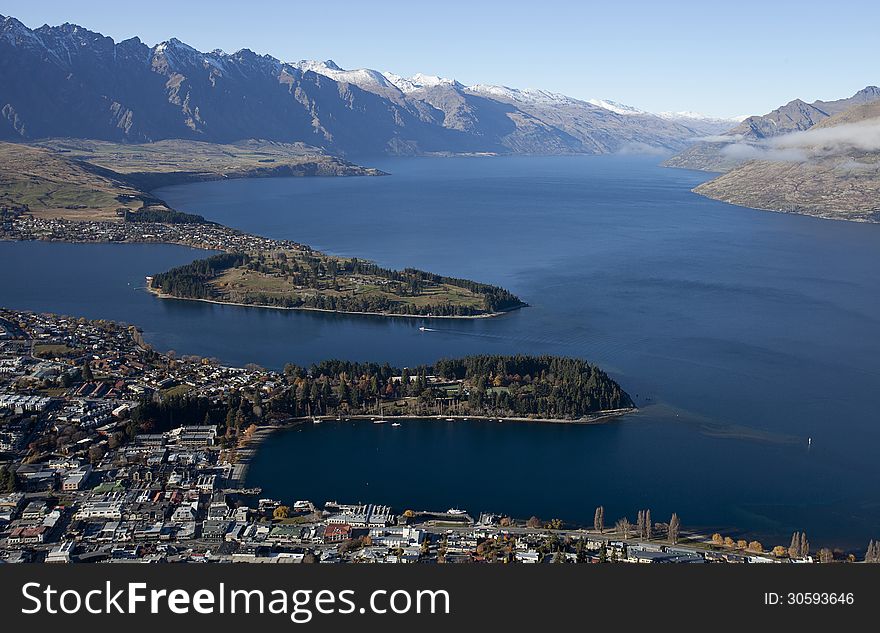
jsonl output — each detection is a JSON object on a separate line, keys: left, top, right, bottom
{"left": 145, "top": 283, "right": 523, "bottom": 320}
{"left": 232, "top": 408, "right": 635, "bottom": 490}
{"left": 254, "top": 407, "right": 636, "bottom": 431}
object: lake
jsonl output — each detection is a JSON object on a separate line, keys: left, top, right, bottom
{"left": 3, "top": 155, "right": 879, "bottom": 548}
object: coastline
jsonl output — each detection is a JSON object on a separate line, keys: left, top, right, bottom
{"left": 144, "top": 283, "right": 523, "bottom": 320}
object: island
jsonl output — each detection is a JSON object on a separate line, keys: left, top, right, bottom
{"left": 0, "top": 138, "right": 526, "bottom": 318}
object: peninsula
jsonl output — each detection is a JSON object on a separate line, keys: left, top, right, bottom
{"left": 0, "top": 139, "right": 525, "bottom": 318}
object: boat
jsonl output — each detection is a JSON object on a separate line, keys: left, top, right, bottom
{"left": 374, "top": 419, "right": 387, "bottom": 424}
{"left": 391, "top": 422, "right": 401, "bottom": 427}
{"left": 445, "top": 418, "right": 454, "bottom": 422}
{"left": 419, "top": 326, "right": 426, "bottom": 331}
{"left": 447, "top": 508, "right": 467, "bottom": 515}
{"left": 312, "top": 417, "right": 321, "bottom": 424}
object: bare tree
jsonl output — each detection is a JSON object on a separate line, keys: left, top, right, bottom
{"left": 636, "top": 510, "right": 645, "bottom": 538}
{"left": 594, "top": 506, "right": 604, "bottom": 533}
{"left": 616, "top": 518, "right": 632, "bottom": 539}
{"left": 645, "top": 509, "right": 652, "bottom": 540}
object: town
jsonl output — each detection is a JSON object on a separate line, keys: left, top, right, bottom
{"left": 1, "top": 212, "right": 305, "bottom": 254}
{"left": 0, "top": 308, "right": 874, "bottom": 565}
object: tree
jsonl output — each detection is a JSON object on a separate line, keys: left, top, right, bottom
{"left": 790, "top": 531, "right": 809, "bottom": 558}
{"left": 594, "top": 506, "right": 604, "bottom": 533}
{"left": 526, "top": 516, "right": 542, "bottom": 529}
{"left": 668, "top": 513, "right": 681, "bottom": 544}
{"left": 645, "top": 509, "right": 652, "bottom": 540}
{"left": 711, "top": 533, "right": 724, "bottom": 547}
{"left": 866, "top": 540, "right": 879, "bottom": 563}
{"left": 87, "top": 445, "right": 106, "bottom": 464}
{"left": 818, "top": 548, "right": 834, "bottom": 563}
{"left": 0, "top": 466, "right": 16, "bottom": 492}
{"left": 748, "top": 541, "right": 763, "bottom": 553}
{"left": 788, "top": 532, "right": 801, "bottom": 559}
{"left": 273, "top": 505, "right": 290, "bottom": 520}
{"left": 636, "top": 510, "right": 645, "bottom": 538}
{"left": 81, "top": 361, "right": 94, "bottom": 382}
{"left": 615, "top": 518, "right": 632, "bottom": 539}
{"left": 772, "top": 545, "right": 788, "bottom": 557}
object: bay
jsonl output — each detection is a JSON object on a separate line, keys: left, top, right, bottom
{"left": 3, "top": 155, "right": 878, "bottom": 547}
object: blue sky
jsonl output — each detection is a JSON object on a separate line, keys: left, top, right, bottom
{"left": 3, "top": 0, "right": 877, "bottom": 118}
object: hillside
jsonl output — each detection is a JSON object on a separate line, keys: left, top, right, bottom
{"left": 0, "top": 142, "right": 160, "bottom": 221}
{"left": 0, "top": 15, "right": 706, "bottom": 156}
{"left": 664, "top": 86, "right": 880, "bottom": 172}
{"left": 690, "top": 102, "right": 880, "bottom": 222}
{"left": 0, "top": 139, "right": 380, "bottom": 222}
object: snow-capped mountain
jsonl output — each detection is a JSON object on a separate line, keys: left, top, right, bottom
{"left": 294, "top": 60, "right": 400, "bottom": 94}
{"left": 586, "top": 99, "right": 647, "bottom": 116}
{"left": 0, "top": 14, "right": 714, "bottom": 155}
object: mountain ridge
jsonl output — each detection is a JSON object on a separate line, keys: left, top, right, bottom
{"left": 1, "top": 14, "right": 722, "bottom": 156}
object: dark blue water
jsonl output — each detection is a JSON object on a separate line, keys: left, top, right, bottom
{"left": 3, "top": 155, "right": 879, "bottom": 547}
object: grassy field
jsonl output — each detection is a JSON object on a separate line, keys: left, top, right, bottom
{"left": 212, "top": 259, "right": 487, "bottom": 312}
{"left": 0, "top": 142, "right": 150, "bottom": 221}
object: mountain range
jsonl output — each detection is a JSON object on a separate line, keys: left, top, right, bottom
{"left": 664, "top": 88, "right": 880, "bottom": 222}
{"left": 0, "top": 15, "right": 738, "bottom": 156}
{"left": 664, "top": 86, "right": 880, "bottom": 172}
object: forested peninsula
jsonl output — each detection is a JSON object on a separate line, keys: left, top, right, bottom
{"left": 131, "top": 354, "right": 634, "bottom": 435}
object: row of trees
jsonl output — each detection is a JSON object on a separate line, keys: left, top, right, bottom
{"left": 123, "top": 207, "right": 209, "bottom": 224}
{"left": 593, "top": 506, "right": 679, "bottom": 543}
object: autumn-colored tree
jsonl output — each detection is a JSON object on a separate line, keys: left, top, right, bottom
{"left": 748, "top": 541, "right": 763, "bottom": 553}
{"left": 865, "top": 540, "right": 879, "bottom": 563}
{"left": 736, "top": 539, "right": 748, "bottom": 550}
{"left": 711, "top": 533, "right": 724, "bottom": 547}
{"left": 273, "top": 505, "right": 290, "bottom": 520}
{"left": 724, "top": 536, "right": 735, "bottom": 548}
{"left": 668, "top": 513, "right": 681, "bottom": 544}
{"left": 772, "top": 545, "right": 787, "bottom": 557}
